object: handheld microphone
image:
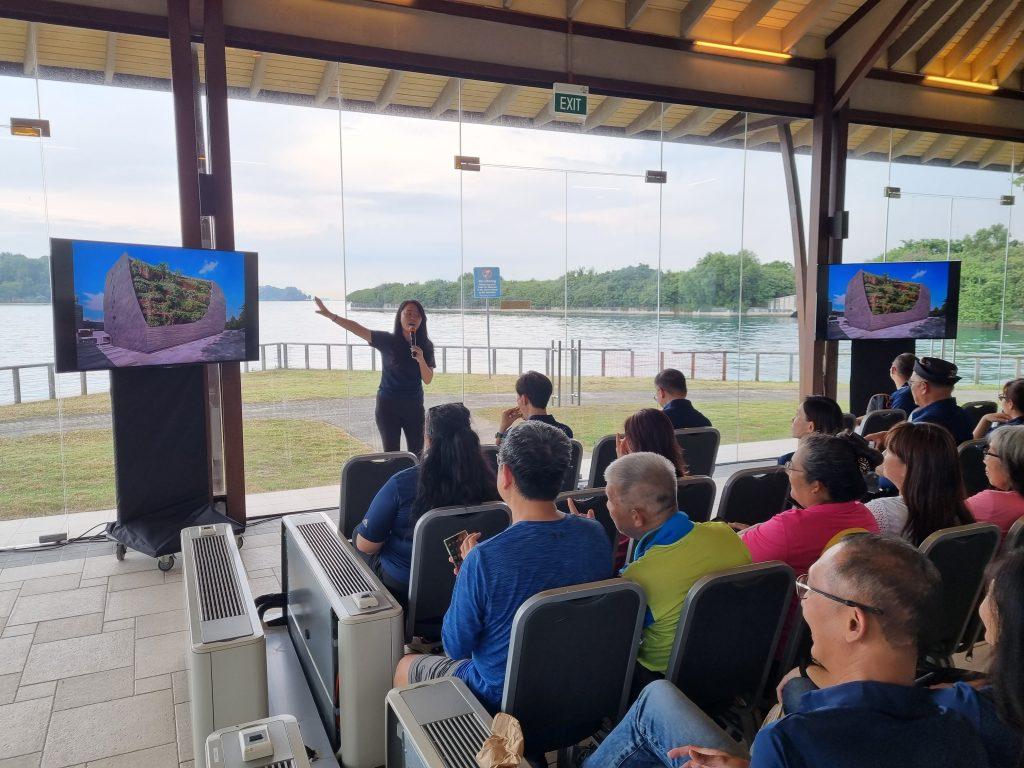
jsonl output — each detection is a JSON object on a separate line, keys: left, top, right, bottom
{"left": 410, "top": 327, "right": 417, "bottom": 359}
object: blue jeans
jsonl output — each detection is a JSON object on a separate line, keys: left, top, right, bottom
{"left": 583, "top": 681, "right": 749, "bottom": 768}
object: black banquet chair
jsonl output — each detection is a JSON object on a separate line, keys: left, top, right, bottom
{"left": 958, "top": 439, "right": 989, "bottom": 498}
{"left": 561, "top": 439, "right": 584, "bottom": 493}
{"left": 555, "top": 488, "right": 618, "bottom": 549}
{"left": 586, "top": 434, "right": 618, "bottom": 489}
{"left": 675, "top": 427, "right": 720, "bottom": 478}
{"left": 961, "top": 400, "right": 998, "bottom": 432}
{"left": 338, "top": 451, "right": 418, "bottom": 539}
{"left": 480, "top": 443, "right": 499, "bottom": 476}
{"left": 677, "top": 476, "right": 716, "bottom": 524}
{"left": 1005, "top": 517, "right": 1024, "bottom": 551}
{"left": 858, "top": 408, "right": 906, "bottom": 436}
{"left": 717, "top": 466, "right": 790, "bottom": 526}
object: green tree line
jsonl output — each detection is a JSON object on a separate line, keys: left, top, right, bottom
{"left": 0, "top": 252, "right": 50, "bottom": 302}
{"left": 348, "top": 252, "right": 797, "bottom": 311}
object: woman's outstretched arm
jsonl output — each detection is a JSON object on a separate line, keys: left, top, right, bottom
{"left": 314, "top": 296, "right": 372, "bottom": 343}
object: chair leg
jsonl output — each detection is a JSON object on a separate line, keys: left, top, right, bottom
{"left": 556, "top": 747, "right": 573, "bottom": 768}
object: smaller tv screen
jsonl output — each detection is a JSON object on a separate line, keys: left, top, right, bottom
{"left": 50, "top": 239, "right": 258, "bottom": 372}
{"left": 816, "top": 261, "right": 960, "bottom": 341}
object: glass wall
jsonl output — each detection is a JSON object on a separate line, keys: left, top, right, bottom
{"left": 0, "top": 21, "right": 179, "bottom": 534}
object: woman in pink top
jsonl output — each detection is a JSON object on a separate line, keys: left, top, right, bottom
{"left": 741, "top": 433, "right": 881, "bottom": 575}
{"left": 967, "top": 425, "right": 1024, "bottom": 536}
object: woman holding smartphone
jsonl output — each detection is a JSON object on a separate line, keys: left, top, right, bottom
{"left": 314, "top": 296, "right": 435, "bottom": 454}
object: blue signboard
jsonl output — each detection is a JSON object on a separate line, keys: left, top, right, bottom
{"left": 473, "top": 267, "right": 501, "bottom": 300}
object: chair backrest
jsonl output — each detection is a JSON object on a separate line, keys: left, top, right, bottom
{"left": 481, "top": 444, "right": 499, "bottom": 477}
{"left": 406, "top": 503, "right": 512, "bottom": 642}
{"left": 961, "top": 400, "right": 998, "bottom": 431}
{"left": 677, "top": 476, "right": 716, "bottom": 524}
{"left": 555, "top": 489, "right": 617, "bottom": 548}
{"left": 919, "top": 522, "right": 1001, "bottom": 658}
{"left": 562, "top": 439, "right": 585, "bottom": 493}
{"left": 716, "top": 467, "right": 790, "bottom": 526}
{"left": 665, "top": 562, "right": 794, "bottom": 712}
{"left": 865, "top": 393, "right": 890, "bottom": 414}
{"left": 586, "top": 434, "right": 619, "bottom": 489}
{"left": 502, "top": 579, "right": 645, "bottom": 755}
{"left": 339, "top": 451, "right": 418, "bottom": 539}
{"left": 676, "top": 428, "right": 720, "bottom": 477}
{"left": 958, "top": 439, "right": 989, "bottom": 497}
{"left": 1005, "top": 517, "right": 1024, "bottom": 551}
{"left": 859, "top": 408, "right": 906, "bottom": 435}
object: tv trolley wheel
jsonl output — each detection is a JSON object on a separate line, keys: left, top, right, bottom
{"left": 236, "top": 535, "right": 244, "bottom": 549}
{"left": 115, "top": 543, "right": 126, "bottom": 561}
{"left": 158, "top": 554, "right": 175, "bottom": 572}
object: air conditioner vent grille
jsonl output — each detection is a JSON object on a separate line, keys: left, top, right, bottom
{"left": 267, "top": 761, "right": 294, "bottom": 768}
{"left": 297, "top": 522, "right": 375, "bottom": 596}
{"left": 423, "top": 713, "right": 489, "bottom": 768}
{"left": 192, "top": 533, "right": 245, "bottom": 621}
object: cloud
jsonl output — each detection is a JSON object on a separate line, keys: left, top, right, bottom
{"left": 82, "top": 291, "right": 104, "bottom": 311}
{"left": 832, "top": 294, "right": 845, "bottom": 305}
{"left": 198, "top": 260, "right": 218, "bottom": 275}
{"left": 911, "top": 269, "right": 926, "bottom": 279}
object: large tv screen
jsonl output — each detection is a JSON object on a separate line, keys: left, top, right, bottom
{"left": 816, "top": 261, "right": 961, "bottom": 341}
{"left": 50, "top": 238, "right": 258, "bottom": 372}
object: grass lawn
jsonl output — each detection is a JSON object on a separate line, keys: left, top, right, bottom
{"left": 242, "top": 418, "right": 370, "bottom": 493}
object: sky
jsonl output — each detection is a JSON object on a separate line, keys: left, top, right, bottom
{"left": 70, "top": 240, "right": 246, "bottom": 321}
{"left": 0, "top": 71, "right": 1018, "bottom": 304}
{"left": 826, "top": 261, "right": 950, "bottom": 312}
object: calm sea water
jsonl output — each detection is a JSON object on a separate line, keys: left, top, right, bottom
{"left": 2, "top": 302, "right": 1023, "bottom": 403}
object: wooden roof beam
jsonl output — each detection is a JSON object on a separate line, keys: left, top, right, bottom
{"left": 888, "top": 0, "right": 957, "bottom": 67}
{"left": 792, "top": 120, "right": 814, "bottom": 147}
{"left": 978, "top": 140, "right": 1006, "bottom": 168}
{"left": 950, "top": 137, "right": 983, "bottom": 165}
{"left": 375, "top": 70, "right": 404, "bottom": 112}
{"left": 915, "top": 0, "right": 987, "bottom": 72}
{"left": 625, "top": 102, "right": 663, "bottom": 135}
{"left": 971, "top": 2, "right": 1024, "bottom": 79}
{"left": 852, "top": 126, "right": 891, "bottom": 156}
{"left": 709, "top": 115, "right": 786, "bottom": 143}
{"left": 996, "top": 39, "right": 1024, "bottom": 85}
{"left": 533, "top": 101, "right": 556, "bottom": 128}
{"left": 943, "top": 0, "right": 1015, "bottom": 75}
{"left": 679, "top": 0, "right": 715, "bottom": 38}
{"left": 733, "top": 0, "right": 778, "bottom": 44}
{"left": 430, "top": 77, "right": 460, "bottom": 118}
{"left": 920, "top": 133, "right": 955, "bottom": 162}
{"left": 891, "top": 130, "right": 925, "bottom": 158}
{"left": 104, "top": 31, "right": 117, "bottom": 85}
{"left": 582, "top": 96, "right": 624, "bottom": 132}
{"left": 567, "top": 0, "right": 586, "bottom": 19}
{"left": 483, "top": 84, "right": 520, "bottom": 123}
{"left": 626, "top": 0, "right": 651, "bottom": 28}
{"left": 666, "top": 106, "right": 716, "bottom": 139}
{"left": 24, "top": 22, "right": 37, "bottom": 76}
{"left": 314, "top": 61, "right": 339, "bottom": 106}
{"left": 782, "top": 0, "right": 841, "bottom": 52}
{"left": 249, "top": 52, "right": 267, "bottom": 98}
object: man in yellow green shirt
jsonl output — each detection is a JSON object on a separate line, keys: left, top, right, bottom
{"left": 604, "top": 452, "right": 752, "bottom": 692}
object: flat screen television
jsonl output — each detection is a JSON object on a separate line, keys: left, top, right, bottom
{"left": 50, "top": 238, "right": 258, "bottom": 372}
{"left": 816, "top": 260, "right": 960, "bottom": 341}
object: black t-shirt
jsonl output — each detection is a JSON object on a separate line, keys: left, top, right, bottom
{"left": 528, "top": 413, "right": 573, "bottom": 439}
{"left": 369, "top": 330, "right": 435, "bottom": 400}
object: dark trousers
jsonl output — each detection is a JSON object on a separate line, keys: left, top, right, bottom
{"left": 375, "top": 394, "right": 425, "bottom": 455}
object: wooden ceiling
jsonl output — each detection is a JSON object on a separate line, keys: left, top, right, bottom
{"left": 0, "top": 11, "right": 1021, "bottom": 172}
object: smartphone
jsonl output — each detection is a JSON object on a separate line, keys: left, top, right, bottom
{"left": 443, "top": 530, "right": 469, "bottom": 567}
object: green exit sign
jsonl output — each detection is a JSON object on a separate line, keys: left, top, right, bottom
{"left": 552, "top": 83, "right": 588, "bottom": 120}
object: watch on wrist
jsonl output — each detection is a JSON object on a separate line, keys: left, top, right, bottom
{"left": 495, "top": 431, "right": 505, "bottom": 440}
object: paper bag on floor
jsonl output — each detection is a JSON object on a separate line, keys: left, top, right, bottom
{"left": 476, "top": 712, "right": 525, "bottom": 768}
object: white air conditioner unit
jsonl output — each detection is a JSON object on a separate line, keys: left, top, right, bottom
{"left": 205, "top": 714, "right": 311, "bottom": 768}
{"left": 386, "top": 677, "right": 527, "bottom": 768}
{"left": 182, "top": 524, "right": 269, "bottom": 768}
{"left": 283, "top": 511, "right": 404, "bottom": 768}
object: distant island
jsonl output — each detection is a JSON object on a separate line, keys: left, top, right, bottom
{"left": 259, "top": 285, "right": 310, "bottom": 301}
{"left": 0, "top": 252, "right": 50, "bottom": 302}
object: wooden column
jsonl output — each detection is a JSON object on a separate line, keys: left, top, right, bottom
{"left": 778, "top": 121, "right": 811, "bottom": 399}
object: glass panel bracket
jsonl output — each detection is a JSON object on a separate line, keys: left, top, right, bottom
{"left": 883, "top": 186, "right": 901, "bottom": 199}
{"left": 1001, "top": 195, "right": 1015, "bottom": 206}
{"left": 455, "top": 155, "right": 481, "bottom": 171}
{"left": 645, "top": 170, "right": 668, "bottom": 184}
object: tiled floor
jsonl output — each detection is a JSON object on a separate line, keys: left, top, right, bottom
{"left": 0, "top": 517, "right": 284, "bottom": 768}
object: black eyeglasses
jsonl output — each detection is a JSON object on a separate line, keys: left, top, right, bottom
{"left": 783, "top": 460, "right": 805, "bottom": 474}
{"left": 998, "top": 394, "right": 1008, "bottom": 402}
{"left": 795, "top": 573, "right": 885, "bottom": 615}
{"left": 983, "top": 447, "right": 1001, "bottom": 459}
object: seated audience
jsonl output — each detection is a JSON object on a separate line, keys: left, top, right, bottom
{"left": 967, "top": 425, "right": 1024, "bottom": 536}
{"left": 617, "top": 408, "right": 687, "bottom": 476}
{"left": 866, "top": 421, "right": 974, "bottom": 544}
{"left": 584, "top": 534, "right": 988, "bottom": 768}
{"left": 654, "top": 369, "right": 711, "bottom": 430}
{"left": 496, "top": 370, "right": 572, "bottom": 443}
{"left": 601, "top": 453, "right": 750, "bottom": 688}
{"left": 393, "top": 420, "right": 610, "bottom": 710}
{"left": 973, "top": 378, "right": 1024, "bottom": 440}
{"left": 866, "top": 357, "right": 973, "bottom": 446}
{"left": 778, "top": 395, "right": 844, "bottom": 466}
{"left": 888, "top": 352, "right": 918, "bottom": 414}
{"left": 741, "top": 433, "right": 880, "bottom": 576}
{"left": 354, "top": 402, "right": 497, "bottom": 602}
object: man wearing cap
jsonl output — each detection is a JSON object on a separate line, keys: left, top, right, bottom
{"left": 866, "top": 357, "right": 973, "bottom": 446}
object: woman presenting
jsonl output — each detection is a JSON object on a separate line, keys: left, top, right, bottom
{"left": 314, "top": 297, "right": 435, "bottom": 455}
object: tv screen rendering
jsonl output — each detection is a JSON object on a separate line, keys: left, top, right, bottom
{"left": 816, "top": 261, "right": 960, "bottom": 341}
{"left": 50, "top": 238, "right": 258, "bottom": 373}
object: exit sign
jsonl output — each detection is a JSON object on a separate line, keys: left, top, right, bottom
{"left": 552, "top": 83, "right": 588, "bottom": 120}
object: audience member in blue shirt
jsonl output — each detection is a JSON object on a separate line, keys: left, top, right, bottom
{"left": 866, "top": 357, "right": 974, "bottom": 446}
{"left": 777, "top": 395, "right": 844, "bottom": 466}
{"left": 654, "top": 369, "right": 711, "bottom": 430}
{"left": 973, "top": 378, "right": 1024, "bottom": 440}
{"left": 354, "top": 402, "right": 496, "bottom": 604}
{"left": 394, "top": 420, "right": 611, "bottom": 711}
{"left": 888, "top": 352, "right": 917, "bottom": 414}
{"left": 584, "top": 534, "right": 989, "bottom": 768}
